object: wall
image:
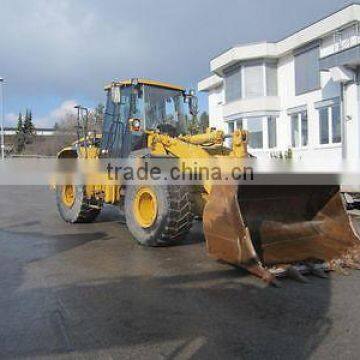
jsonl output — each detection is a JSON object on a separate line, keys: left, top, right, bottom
{"left": 343, "top": 81, "right": 360, "bottom": 159}
{"left": 275, "top": 50, "right": 342, "bottom": 161}
{"left": 208, "top": 86, "right": 225, "bottom": 131}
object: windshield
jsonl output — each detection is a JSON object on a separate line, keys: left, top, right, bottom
{"left": 101, "top": 85, "right": 132, "bottom": 156}
{"left": 144, "top": 85, "right": 187, "bottom": 134}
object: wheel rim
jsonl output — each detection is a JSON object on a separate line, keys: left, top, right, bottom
{"left": 133, "top": 187, "right": 158, "bottom": 228}
{"left": 61, "top": 185, "right": 75, "bottom": 208}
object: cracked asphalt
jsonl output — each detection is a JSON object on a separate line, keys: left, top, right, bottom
{"left": 0, "top": 186, "right": 360, "bottom": 359}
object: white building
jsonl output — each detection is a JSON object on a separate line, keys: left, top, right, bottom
{"left": 198, "top": 3, "right": 360, "bottom": 161}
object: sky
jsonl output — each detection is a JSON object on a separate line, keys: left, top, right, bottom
{"left": 0, "top": 0, "right": 357, "bottom": 127}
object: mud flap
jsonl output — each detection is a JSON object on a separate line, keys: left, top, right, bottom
{"left": 203, "top": 185, "right": 360, "bottom": 283}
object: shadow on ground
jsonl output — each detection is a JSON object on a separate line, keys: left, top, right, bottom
{"left": 0, "top": 187, "right": 335, "bottom": 359}
{"left": 0, "top": 262, "right": 332, "bottom": 359}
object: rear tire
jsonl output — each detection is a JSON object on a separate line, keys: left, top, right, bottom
{"left": 125, "top": 185, "right": 193, "bottom": 246}
{"left": 56, "top": 185, "right": 102, "bottom": 223}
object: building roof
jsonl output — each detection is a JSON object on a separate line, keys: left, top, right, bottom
{"left": 198, "top": 74, "right": 223, "bottom": 92}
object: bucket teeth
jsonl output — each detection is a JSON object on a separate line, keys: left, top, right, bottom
{"left": 343, "top": 260, "right": 360, "bottom": 270}
{"left": 243, "top": 263, "right": 279, "bottom": 287}
{"left": 332, "top": 263, "right": 350, "bottom": 276}
{"left": 286, "top": 266, "right": 310, "bottom": 283}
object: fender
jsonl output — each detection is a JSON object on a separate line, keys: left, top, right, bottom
{"left": 57, "top": 146, "right": 78, "bottom": 159}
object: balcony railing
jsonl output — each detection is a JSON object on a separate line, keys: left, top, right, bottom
{"left": 333, "top": 22, "right": 360, "bottom": 54}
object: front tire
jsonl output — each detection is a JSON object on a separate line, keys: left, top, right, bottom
{"left": 56, "top": 185, "right": 102, "bottom": 223}
{"left": 124, "top": 185, "right": 193, "bottom": 246}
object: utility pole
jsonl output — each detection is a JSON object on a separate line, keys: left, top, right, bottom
{"left": 0, "top": 78, "right": 5, "bottom": 160}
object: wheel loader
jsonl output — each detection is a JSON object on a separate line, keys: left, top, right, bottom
{"left": 56, "top": 78, "right": 360, "bottom": 285}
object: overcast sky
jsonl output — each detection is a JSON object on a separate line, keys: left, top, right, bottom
{"left": 0, "top": 0, "right": 357, "bottom": 126}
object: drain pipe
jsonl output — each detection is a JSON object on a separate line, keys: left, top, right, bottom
{"left": 340, "top": 83, "right": 347, "bottom": 159}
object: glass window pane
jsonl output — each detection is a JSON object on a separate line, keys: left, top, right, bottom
{"left": 331, "top": 104, "right": 342, "bottom": 143}
{"left": 268, "top": 116, "right": 277, "bottom": 148}
{"left": 319, "top": 107, "right": 329, "bottom": 144}
{"left": 244, "top": 64, "right": 264, "bottom": 98}
{"left": 247, "top": 118, "right": 263, "bottom": 149}
{"left": 144, "top": 86, "right": 185, "bottom": 134}
{"left": 236, "top": 119, "right": 243, "bottom": 130}
{"left": 301, "top": 111, "right": 308, "bottom": 146}
{"left": 295, "top": 46, "right": 320, "bottom": 95}
{"left": 225, "top": 67, "right": 242, "bottom": 103}
{"left": 228, "top": 121, "right": 235, "bottom": 134}
{"left": 291, "top": 114, "right": 300, "bottom": 147}
{"left": 266, "top": 64, "right": 278, "bottom": 96}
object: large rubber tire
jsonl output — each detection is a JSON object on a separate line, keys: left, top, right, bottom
{"left": 56, "top": 185, "right": 102, "bottom": 223}
{"left": 124, "top": 185, "right": 193, "bottom": 246}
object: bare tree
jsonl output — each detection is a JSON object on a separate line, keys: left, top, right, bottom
{"left": 20, "top": 104, "right": 105, "bottom": 156}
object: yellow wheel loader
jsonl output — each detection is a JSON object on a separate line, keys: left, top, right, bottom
{"left": 56, "top": 78, "right": 360, "bottom": 285}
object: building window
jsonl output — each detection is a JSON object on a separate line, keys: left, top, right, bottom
{"left": 291, "top": 111, "right": 308, "bottom": 148}
{"left": 268, "top": 116, "right": 277, "bottom": 148}
{"left": 318, "top": 104, "right": 341, "bottom": 145}
{"left": 294, "top": 44, "right": 320, "bottom": 95}
{"left": 247, "top": 117, "right": 263, "bottom": 149}
{"left": 301, "top": 111, "right": 308, "bottom": 146}
{"left": 244, "top": 63, "right": 264, "bottom": 98}
{"left": 227, "top": 116, "right": 277, "bottom": 150}
{"left": 224, "top": 67, "right": 242, "bottom": 103}
{"left": 224, "top": 61, "right": 278, "bottom": 102}
{"left": 228, "top": 119, "right": 243, "bottom": 133}
{"left": 291, "top": 114, "right": 300, "bottom": 148}
{"left": 266, "top": 63, "right": 278, "bottom": 96}
{"left": 319, "top": 107, "right": 329, "bottom": 144}
{"left": 228, "top": 121, "right": 235, "bottom": 134}
{"left": 236, "top": 119, "right": 243, "bottom": 130}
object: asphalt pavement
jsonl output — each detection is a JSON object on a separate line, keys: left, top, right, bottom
{"left": 0, "top": 186, "right": 360, "bottom": 359}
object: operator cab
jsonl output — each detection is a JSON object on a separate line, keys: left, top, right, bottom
{"left": 101, "top": 78, "right": 198, "bottom": 157}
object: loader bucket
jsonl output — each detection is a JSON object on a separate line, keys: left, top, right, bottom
{"left": 203, "top": 185, "right": 360, "bottom": 283}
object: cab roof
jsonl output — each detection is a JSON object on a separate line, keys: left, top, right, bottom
{"left": 104, "top": 78, "right": 185, "bottom": 92}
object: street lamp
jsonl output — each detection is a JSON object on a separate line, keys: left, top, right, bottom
{"left": 0, "top": 78, "right": 4, "bottom": 160}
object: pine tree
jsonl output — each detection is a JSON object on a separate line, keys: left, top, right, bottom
{"left": 15, "top": 112, "right": 25, "bottom": 153}
{"left": 16, "top": 112, "right": 24, "bottom": 134}
{"left": 24, "top": 109, "right": 35, "bottom": 136}
{"left": 23, "top": 109, "right": 36, "bottom": 145}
